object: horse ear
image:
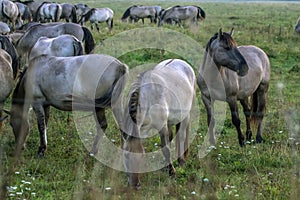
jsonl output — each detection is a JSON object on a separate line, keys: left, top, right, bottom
{"left": 230, "top": 27, "right": 234, "bottom": 36}
{"left": 218, "top": 28, "right": 223, "bottom": 39}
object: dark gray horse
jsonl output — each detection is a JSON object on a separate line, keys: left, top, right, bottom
{"left": 121, "top": 5, "right": 159, "bottom": 24}
{"left": 60, "top": 3, "right": 77, "bottom": 23}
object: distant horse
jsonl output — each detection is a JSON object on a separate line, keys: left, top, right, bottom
{"left": 121, "top": 5, "right": 158, "bottom": 24}
{"left": 74, "top": 3, "right": 90, "bottom": 22}
{"left": 79, "top": 8, "right": 114, "bottom": 32}
{"left": 60, "top": 3, "right": 77, "bottom": 23}
{"left": 197, "top": 28, "right": 270, "bottom": 147}
{"left": 295, "top": 17, "right": 300, "bottom": 33}
{"left": 0, "top": 35, "right": 19, "bottom": 79}
{"left": 34, "top": 2, "right": 62, "bottom": 23}
{"left": 19, "top": 0, "right": 43, "bottom": 20}
{"left": 158, "top": 5, "right": 206, "bottom": 27}
{"left": 9, "top": 54, "right": 128, "bottom": 157}
{"left": 120, "top": 59, "right": 195, "bottom": 188}
{"left": 29, "top": 34, "right": 83, "bottom": 61}
{"left": 16, "top": 22, "right": 95, "bottom": 64}
{"left": 0, "top": 0, "right": 23, "bottom": 30}
{"left": 15, "top": 1, "right": 32, "bottom": 23}
{"left": 0, "top": 49, "right": 13, "bottom": 129}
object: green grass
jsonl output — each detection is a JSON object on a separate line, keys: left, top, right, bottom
{"left": 1, "top": 0, "right": 300, "bottom": 199}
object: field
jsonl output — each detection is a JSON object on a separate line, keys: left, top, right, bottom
{"left": 1, "top": 0, "right": 300, "bottom": 199}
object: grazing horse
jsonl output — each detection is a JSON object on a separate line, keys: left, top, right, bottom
{"left": 120, "top": 59, "right": 195, "bottom": 188}
{"left": 15, "top": 2, "right": 32, "bottom": 23}
{"left": 16, "top": 22, "right": 95, "bottom": 65}
{"left": 0, "top": 49, "right": 13, "bottom": 129}
{"left": 0, "top": 35, "right": 19, "bottom": 79}
{"left": 60, "top": 3, "right": 77, "bottom": 23}
{"left": 158, "top": 5, "right": 206, "bottom": 27}
{"left": 29, "top": 34, "right": 83, "bottom": 61}
{"left": 0, "top": 0, "right": 23, "bottom": 30}
{"left": 9, "top": 54, "right": 128, "bottom": 157}
{"left": 19, "top": 0, "right": 43, "bottom": 20}
{"left": 74, "top": 3, "right": 90, "bottom": 22}
{"left": 34, "top": 2, "right": 62, "bottom": 23}
{"left": 295, "top": 17, "right": 300, "bottom": 33}
{"left": 197, "top": 28, "right": 270, "bottom": 147}
{"left": 121, "top": 5, "right": 158, "bottom": 24}
{"left": 79, "top": 8, "right": 114, "bottom": 32}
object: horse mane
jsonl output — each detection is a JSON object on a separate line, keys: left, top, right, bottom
{"left": 12, "top": 67, "right": 27, "bottom": 104}
{"left": 206, "top": 32, "right": 237, "bottom": 51}
{"left": 121, "top": 6, "right": 136, "bottom": 20}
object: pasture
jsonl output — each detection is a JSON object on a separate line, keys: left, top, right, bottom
{"left": 0, "top": 0, "right": 300, "bottom": 199}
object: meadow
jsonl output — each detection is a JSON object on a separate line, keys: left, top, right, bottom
{"left": 0, "top": 0, "right": 300, "bottom": 199}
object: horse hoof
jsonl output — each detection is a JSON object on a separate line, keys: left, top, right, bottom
{"left": 239, "top": 140, "right": 245, "bottom": 147}
{"left": 246, "top": 130, "right": 252, "bottom": 141}
{"left": 256, "top": 136, "right": 263, "bottom": 143}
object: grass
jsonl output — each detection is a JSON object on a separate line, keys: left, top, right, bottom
{"left": 1, "top": 0, "right": 300, "bottom": 199}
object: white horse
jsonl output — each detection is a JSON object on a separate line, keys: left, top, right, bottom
{"left": 79, "top": 7, "right": 114, "bottom": 32}
{"left": 29, "top": 34, "right": 83, "bottom": 61}
{"left": 120, "top": 59, "right": 196, "bottom": 188}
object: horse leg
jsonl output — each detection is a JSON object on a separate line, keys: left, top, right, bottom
{"left": 160, "top": 125, "right": 176, "bottom": 177}
{"left": 254, "top": 83, "right": 269, "bottom": 143}
{"left": 91, "top": 108, "right": 107, "bottom": 155}
{"left": 95, "top": 22, "right": 100, "bottom": 32}
{"left": 32, "top": 103, "right": 49, "bottom": 157}
{"left": 201, "top": 94, "right": 216, "bottom": 145}
{"left": 240, "top": 98, "right": 252, "bottom": 142}
{"left": 227, "top": 97, "right": 245, "bottom": 147}
{"left": 176, "top": 115, "right": 190, "bottom": 166}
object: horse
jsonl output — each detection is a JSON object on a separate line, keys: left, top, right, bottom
{"left": 295, "top": 17, "right": 300, "bottom": 33}
{"left": 18, "top": 0, "right": 43, "bottom": 20}
{"left": 120, "top": 59, "right": 195, "bottom": 188}
{"left": 0, "top": 0, "right": 23, "bottom": 30}
{"left": 15, "top": 1, "right": 32, "bottom": 23}
{"left": 28, "top": 34, "right": 83, "bottom": 62}
{"left": 9, "top": 53, "right": 128, "bottom": 157}
{"left": 121, "top": 5, "right": 158, "bottom": 24}
{"left": 0, "top": 22, "right": 10, "bottom": 34}
{"left": 74, "top": 3, "right": 90, "bottom": 22}
{"left": 60, "top": 3, "right": 77, "bottom": 23}
{"left": 0, "top": 49, "right": 14, "bottom": 129}
{"left": 158, "top": 5, "right": 206, "bottom": 27}
{"left": 197, "top": 28, "right": 270, "bottom": 147}
{"left": 79, "top": 8, "right": 114, "bottom": 32}
{"left": 15, "top": 22, "right": 95, "bottom": 65}
{"left": 0, "top": 35, "right": 19, "bottom": 79}
{"left": 34, "top": 2, "right": 62, "bottom": 23}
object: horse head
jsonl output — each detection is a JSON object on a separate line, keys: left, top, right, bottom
{"left": 207, "top": 28, "right": 248, "bottom": 76}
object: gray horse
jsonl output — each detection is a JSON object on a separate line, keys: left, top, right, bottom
{"left": 197, "top": 28, "right": 270, "bottom": 147}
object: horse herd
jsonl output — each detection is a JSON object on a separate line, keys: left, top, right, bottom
{"left": 0, "top": 1, "right": 272, "bottom": 189}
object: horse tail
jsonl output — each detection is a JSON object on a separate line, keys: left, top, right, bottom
{"left": 0, "top": 36, "right": 19, "bottom": 79}
{"left": 95, "top": 62, "right": 129, "bottom": 108}
{"left": 54, "top": 4, "right": 60, "bottom": 22}
{"left": 121, "top": 6, "right": 132, "bottom": 21}
{"left": 73, "top": 40, "right": 83, "bottom": 56}
{"left": 71, "top": 6, "right": 77, "bottom": 23}
{"left": 196, "top": 6, "right": 206, "bottom": 20}
{"left": 81, "top": 26, "right": 95, "bottom": 54}
{"left": 110, "top": 18, "right": 114, "bottom": 30}
{"left": 34, "top": 2, "right": 46, "bottom": 22}
{"left": 250, "top": 84, "right": 267, "bottom": 126}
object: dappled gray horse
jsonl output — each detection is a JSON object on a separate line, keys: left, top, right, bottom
{"left": 34, "top": 2, "right": 62, "bottom": 23}
{"left": 29, "top": 34, "right": 83, "bottom": 61}
{"left": 197, "top": 28, "right": 270, "bottom": 147}
{"left": 60, "top": 3, "right": 77, "bottom": 23}
{"left": 0, "top": 0, "right": 23, "bottom": 30}
{"left": 158, "top": 5, "right": 205, "bottom": 27}
{"left": 10, "top": 54, "right": 128, "bottom": 157}
{"left": 120, "top": 59, "right": 195, "bottom": 188}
